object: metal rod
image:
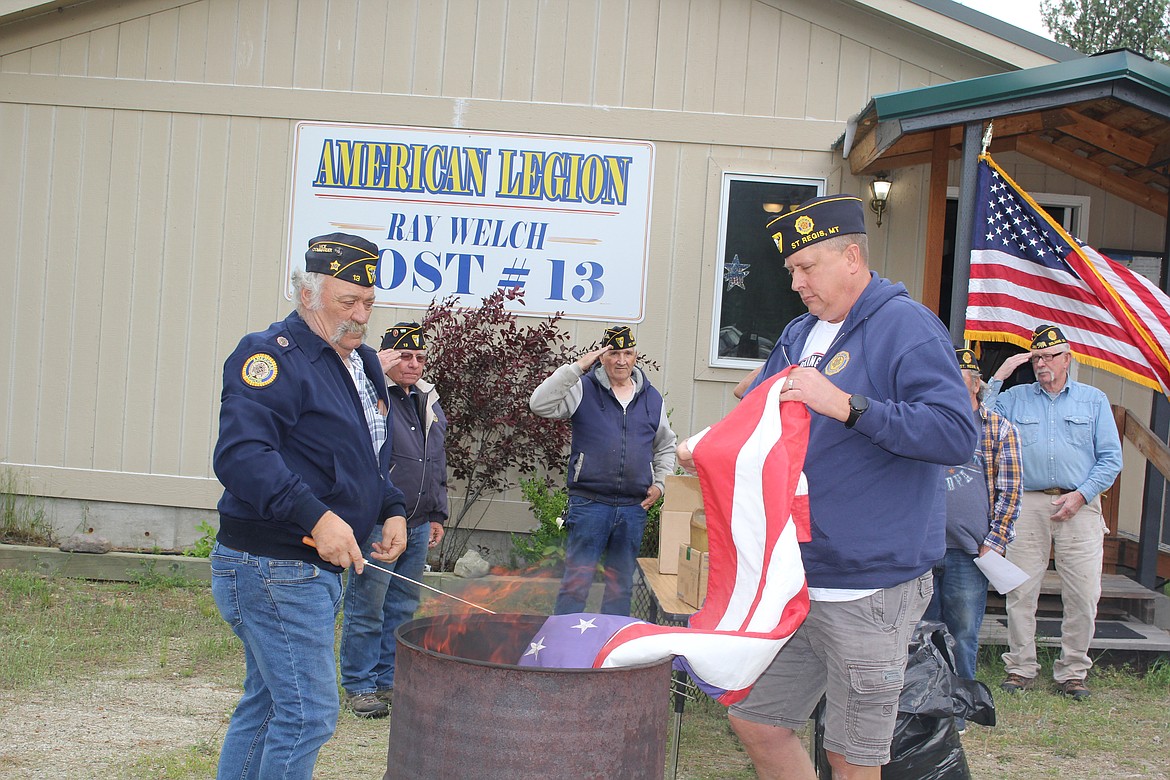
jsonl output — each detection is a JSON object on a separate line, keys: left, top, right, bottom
{"left": 360, "top": 557, "right": 497, "bottom": 614}
{"left": 301, "top": 535, "right": 496, "bottom": 614}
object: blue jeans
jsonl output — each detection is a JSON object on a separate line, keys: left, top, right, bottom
{"left": 209, "top": 542, "right": 343, "bottom": 780}
{"left": 339, "top": 522, "right": 430, "bottom": 694}
{"left": 554, "top": 496, "right": 647, "bottom": 616}
{"left": 924, "top": 548, "right": 989, "bottom": 682}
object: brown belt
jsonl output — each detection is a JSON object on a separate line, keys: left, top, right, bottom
{"left": 1035, "top": 487, "right": 1072, "bottom": 496}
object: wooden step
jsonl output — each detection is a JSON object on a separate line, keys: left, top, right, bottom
{"left": 979, "top": 615, "right": 1170, "bottom": 653}
{"left": 987, "top": 571, "right": 1160, "bottom": 623}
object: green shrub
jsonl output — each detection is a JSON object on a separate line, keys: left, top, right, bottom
{"left": 184, "top": 520, "right": 217, "bottom": 558}
{"left": 512, "top": 477, "right": 569, "bottom": 570}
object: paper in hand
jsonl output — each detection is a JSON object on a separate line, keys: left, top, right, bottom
{"left": 974, "top": 549, "right": 1030, "bottom": 595}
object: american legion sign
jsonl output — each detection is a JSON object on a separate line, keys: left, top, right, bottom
{"left": 286, "top": 122, "right": 656, "bottom": 322}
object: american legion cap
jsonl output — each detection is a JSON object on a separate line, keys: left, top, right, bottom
{"left": 601, "top": 325, "right": 636, "bottom": 349}
{"left": 765, "top": 195, "right": 866, "bottom": 260}
{"left": 1030, "top": 324, "right": 1070, "bottom": 352}
{"left": 381, "top": 322, "right": 427, "bottom": 351}
{"left": 305, "top": 233, "right": 380, "bottom": 287}
{"left": 956, "top": 348, "right": 980, "bottom": 372}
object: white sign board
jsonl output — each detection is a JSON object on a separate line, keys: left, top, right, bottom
{"left": 286, "top": 122, "right": 655, "bottom": 322}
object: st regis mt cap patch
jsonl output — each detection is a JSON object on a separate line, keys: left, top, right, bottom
{"left": 765, "top": 195, "right": 866, "bottom": 260}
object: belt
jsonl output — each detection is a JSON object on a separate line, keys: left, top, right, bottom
{"left": 1035, "top": 487, "right": 1073, "bottom": 496}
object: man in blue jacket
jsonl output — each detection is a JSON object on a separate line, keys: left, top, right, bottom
{"left": 530, "top": 326, "right": 677, "bottom": 616}
{"left": 211, "top": 233, "right": 408, "bottom": 780}
{"left": 728, "top": 195, "right": 979, "bottom": 780}
{"left": 340, "top": 322, "right": 448, "bottom": 718}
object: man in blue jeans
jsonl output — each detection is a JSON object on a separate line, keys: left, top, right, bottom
{"left": 529, "top": 325, "right": 676, "bottom": 615}
{"left": 924, "top": 348, "right": 1022, "bottom": 729}
{"left": 211, "top": 233, "right": 407, "bottom": 779}
{"left": 340, "top": 322, "right": 448, "bottom": 718}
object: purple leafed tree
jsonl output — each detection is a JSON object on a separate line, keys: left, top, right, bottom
{"left": 421, "top": 288, "right": 576, "bottom": 570}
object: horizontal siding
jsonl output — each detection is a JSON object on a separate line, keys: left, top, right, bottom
{"left": 3, "top": 0, "right": 1133, "bottom": 532}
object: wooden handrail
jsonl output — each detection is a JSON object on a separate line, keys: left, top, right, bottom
{"left": 1104, "top": 405, "right": 1170, "bottom": 580}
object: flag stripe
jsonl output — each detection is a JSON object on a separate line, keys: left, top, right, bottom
{"left": 964, "top": 154, "right": 1170, "bottom": 396}
{"left": 591, "top": 371, "right": 810, "bottom": 704}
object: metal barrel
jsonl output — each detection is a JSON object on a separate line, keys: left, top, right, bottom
{"left": 384, "top": 613, "right": 671, "bottom": 779}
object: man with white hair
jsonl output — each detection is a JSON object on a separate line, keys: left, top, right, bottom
{"left": 987, "top": 324, "right": 1122, "bottom": 701}
{"left": 211, "top": 232, "right": 408, "bottom": 779}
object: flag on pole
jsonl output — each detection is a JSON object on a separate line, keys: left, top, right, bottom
{"left": 965, "top": 154, "right": 1170, "bottom": 396}
{"left": 519, "top": 371, "right": 810, "bottom": 705}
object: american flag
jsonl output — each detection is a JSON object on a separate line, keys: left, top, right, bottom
{"left": 519, "top": 371, "right": 810, "bottom": 705}
{"left": 965, "top": 154, "right": 1170, "bottom": 396}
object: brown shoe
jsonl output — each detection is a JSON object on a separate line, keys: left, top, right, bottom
{"left": 1057, "top": 678, "right": 1091, "bottom": 701}
{"left": 1000, "top": 673, "right": 1036, "bottom": 693}
{"left": 346, "top": 691, "right": 389, "bottom": 719}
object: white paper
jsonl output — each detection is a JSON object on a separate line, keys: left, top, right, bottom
{"left": 974, "top": 550, "right": 1030, "bottom": 595}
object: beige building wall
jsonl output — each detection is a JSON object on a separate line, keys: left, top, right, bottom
{"left": 4, "top": 0, "right": 1114, "bottom": 548}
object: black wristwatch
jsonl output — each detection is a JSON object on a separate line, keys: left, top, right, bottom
{"left": 845, "top": 394, "right": 869, "bottom": 429}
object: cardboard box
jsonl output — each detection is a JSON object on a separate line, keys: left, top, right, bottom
{"left": 658, "top": 475, "right": 703, "bottom": 574}
{"left": 676, "top": 543, "right": 709, "bottom": 608}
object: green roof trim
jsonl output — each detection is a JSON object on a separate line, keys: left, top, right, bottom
{"left": 871, "top": 51, "right": 1170, "bottom": 121}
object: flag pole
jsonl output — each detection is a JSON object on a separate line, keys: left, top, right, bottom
{"left": 948, "top": 121, "right": 986, "bottom": 345}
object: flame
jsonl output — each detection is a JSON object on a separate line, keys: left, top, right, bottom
{"left": 407, "top": 613, "right": 550, "bottom": 666}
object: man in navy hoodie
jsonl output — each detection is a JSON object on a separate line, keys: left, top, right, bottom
{"left": 728, "top": 196, "right": 979, "bottom": 780}
{"left": 211, "top": 233, "right": 408, "bottom": 780}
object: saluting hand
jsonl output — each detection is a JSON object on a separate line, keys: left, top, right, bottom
{"left": 378, "top": 349, "right": 404, "bottom": 376}
{"left": 993, "top": 352, "right": 1031, "bottom": 382}
{"left": 576, "top": 345, "right": 610, "bottom": 373}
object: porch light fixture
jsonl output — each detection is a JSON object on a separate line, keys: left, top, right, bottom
{"left": 870, "top": 173, "right": 892, "bottom": 227}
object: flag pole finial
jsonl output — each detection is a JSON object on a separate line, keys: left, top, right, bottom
{"left": 981, "top": 122, "right": 994, "bottom": 156}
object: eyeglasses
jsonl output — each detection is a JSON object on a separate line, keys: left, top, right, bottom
{"left": 399, "top": 352, "right": 427, "bottom": 364}
{"left": 1031, "top": 351, "right": 1068, "bottom": 364}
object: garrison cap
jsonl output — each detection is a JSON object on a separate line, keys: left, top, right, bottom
{"left": 765, "top": 195, "right": 866, "bottom": 260}
{"left": 601, "top": 325, "right": 636, "bottom": 350}
{"left": 305, "top": 232, "right": 379, "bottom": 287}
{"left": 1030, "top": 324, "right": 1070, "bottom": 352}
{"left": 956, "top": 348, "right": 980, "bottom": 372}
{"left": 381, "top": 322, "right": 426, "bottom": 351}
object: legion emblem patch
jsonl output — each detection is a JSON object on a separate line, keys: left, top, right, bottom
{"left": 242, "top": 353, "right": 279, "bottom": 388}
{"left": 824, "top": 351, "right": 850, "bottom": 376}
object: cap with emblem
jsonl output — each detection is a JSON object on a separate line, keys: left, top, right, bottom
{"left": 601, "top": 325, "right": 636, "bottom": 350}
{"left": 304, "top": 232, "right": 380, "bottom": 287}
{"left": 1030, "top": 324, "right": 1069, "bottom": 351}
{"left": 765, "top": 194, "right": 866, "bottom": 260}
{"left": 380, "top": 322, "right": 426, "bottom": 351}
{"left": 956, "top": 348, "right": 980, "bottom": 372}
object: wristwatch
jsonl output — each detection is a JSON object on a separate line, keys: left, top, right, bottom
{"left": 845, "top": 394, "right": 869, "bottom": 429}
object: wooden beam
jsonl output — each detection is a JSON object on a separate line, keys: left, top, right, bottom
{"left": 1017, "top": 136, "right": 1168, "bottom": 217}
{"left": 1059, "top": 108, "right": 1157, "bottom": 166}
{"left": 922, "top": 130, "right": 949, "bottom": 315}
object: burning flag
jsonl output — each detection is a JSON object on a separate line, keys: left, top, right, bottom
{"left": 520, "top": 371, "right": 810, "bottom": 705}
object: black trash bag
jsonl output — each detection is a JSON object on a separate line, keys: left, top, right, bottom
{"left": 813, "top": 621, "right": 996, "bottom": 780}
{"left": 901, "top": 620, "right": 996, "bottom": 727}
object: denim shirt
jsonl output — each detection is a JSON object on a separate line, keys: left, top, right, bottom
{"left": 986, "top": 377, "right": 1122, "bottom": 503}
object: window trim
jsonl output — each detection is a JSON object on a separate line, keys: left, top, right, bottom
{"left": 709, "top": 172, "right": 825, "bottom": 369}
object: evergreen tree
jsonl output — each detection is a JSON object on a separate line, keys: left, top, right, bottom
{"left": 1041, "top": 0, "right": 1170, "bottom": 61}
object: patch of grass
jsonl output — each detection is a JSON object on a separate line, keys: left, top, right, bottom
{"left": 119, "top": 739, "right": 221, "bottom": 779}
{"left": 0, "top": 467, "right": 56, "bottom": 546}
{"left": 0, "top": 570, "right": 234, "bottom": 690}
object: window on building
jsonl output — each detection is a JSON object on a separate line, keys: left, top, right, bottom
{"left": 710, "top": 174, "right": 823, "bottom": 368}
